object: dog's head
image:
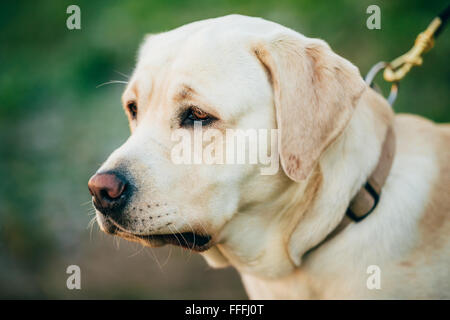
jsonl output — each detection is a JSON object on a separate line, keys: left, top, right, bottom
{"left": 88, "top": 15, "right": 365, "bottom": 272}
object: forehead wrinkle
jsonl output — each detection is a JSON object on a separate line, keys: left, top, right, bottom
{"left": 171, "top": 81, "right": 227, "bottom": 121}
{"left": 173, "top": 84, "right": 197, "bottom": 103}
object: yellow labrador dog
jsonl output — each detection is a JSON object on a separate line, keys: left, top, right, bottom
{"left": 88, "top": 15, "right": 450, "bottom": 299}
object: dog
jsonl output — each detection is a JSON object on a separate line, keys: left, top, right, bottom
{"left": 88, "top": 15, "right": 450, "bottom": 299}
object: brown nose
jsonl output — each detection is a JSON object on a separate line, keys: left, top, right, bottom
{"left": 88, "top": 172, "right": 129, "bottom": 216}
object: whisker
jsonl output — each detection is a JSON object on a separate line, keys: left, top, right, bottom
{"left": 143, "top": 245, "right": 164, "bottom": 271}
{"left": 177, "top": 216, "right": 195, "bottom": 259}
{"left": 114, "top": 70, "right": 131, "bottom": 79}
{"left": 81, "top": 200, "right": 93, "bottom": 206}
{"left": 113, "top": 235, "right": 121, "bottom": 250}
{"left": 87, "top": 216, "right": 97, "bottom": 242}
{"left": 192, "top": 215, "right": 209, "bottom": 239}
{"left": 168, "top": 225, "right": 184, "bottom": 249}
{"left": 128, "top": 243, "right": 145, "bottom": 258}
{"left": 96, "top": 80, "right": 128, "bottom": 88}
{"left": 161, "top": 246, "right": 173, "bottom": 267}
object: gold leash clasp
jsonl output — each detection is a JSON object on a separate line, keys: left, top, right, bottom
{"left": 383, "top": 17, "right": 442, "bottom": 82}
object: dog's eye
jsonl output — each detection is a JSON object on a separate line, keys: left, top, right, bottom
{"left": 190, "top": 107, "right": 209, "bottom": 120}
{"left": 181, "top": 107, "right": 215, "bottom": 126}
{"left": 127, "top": 101, "right": 138, "bottom": 119}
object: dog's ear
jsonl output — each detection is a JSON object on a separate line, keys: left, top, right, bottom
{"left": 253, "top": 33, "right": 366, "bottom": 181}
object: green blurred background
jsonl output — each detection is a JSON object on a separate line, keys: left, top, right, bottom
{"left": 0, "top": 0, "right": 448, "bottom": 299}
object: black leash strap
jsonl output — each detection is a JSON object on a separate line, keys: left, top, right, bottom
{"left": 436, "top": 4, "right": 450, "bottom": 37}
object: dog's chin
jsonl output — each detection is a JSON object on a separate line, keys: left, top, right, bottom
{"left": 98, "top": 216, "right": 213, "bottom": 252}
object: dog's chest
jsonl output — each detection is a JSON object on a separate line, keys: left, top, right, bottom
{"left": 240, "top": 268, "right": 370, "bottom": 299}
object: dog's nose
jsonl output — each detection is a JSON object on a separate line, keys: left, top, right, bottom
{"left": 88, "top": 172, "right": 129, "bottom": 215}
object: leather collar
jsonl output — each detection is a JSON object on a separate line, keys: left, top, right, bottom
{"left": 347, "top": 125, "right": 396, "bottom": 221}
{"left": 307, "top": 125, "right": 396, "bottom": 254}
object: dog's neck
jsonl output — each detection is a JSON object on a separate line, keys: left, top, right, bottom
{"left": 203, "top": 87, "right": 395, "bottom": 279}
{"left": 286, "top": 87, "right": 395, "bottom": 267}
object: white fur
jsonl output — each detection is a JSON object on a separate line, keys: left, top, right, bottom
{"left": 93, "top": 15, "right": 450, "bottom": 299}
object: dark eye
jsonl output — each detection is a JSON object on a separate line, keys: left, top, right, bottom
{"left": 127, "top": 101, "right": 137, "bottom": 119}
{"left": 181, "top": 106, "right": 215, "bottom": 126}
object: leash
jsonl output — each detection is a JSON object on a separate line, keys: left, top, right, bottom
{"left": 365, "top": 4, "right": 450, "bottom": 106}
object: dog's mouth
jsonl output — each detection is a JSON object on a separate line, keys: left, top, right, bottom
{"left": 101, "top": 218, "right": 212, "bottom": 251}
{"left": 134, "top": 232, "right": 213, "bottom": 251}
